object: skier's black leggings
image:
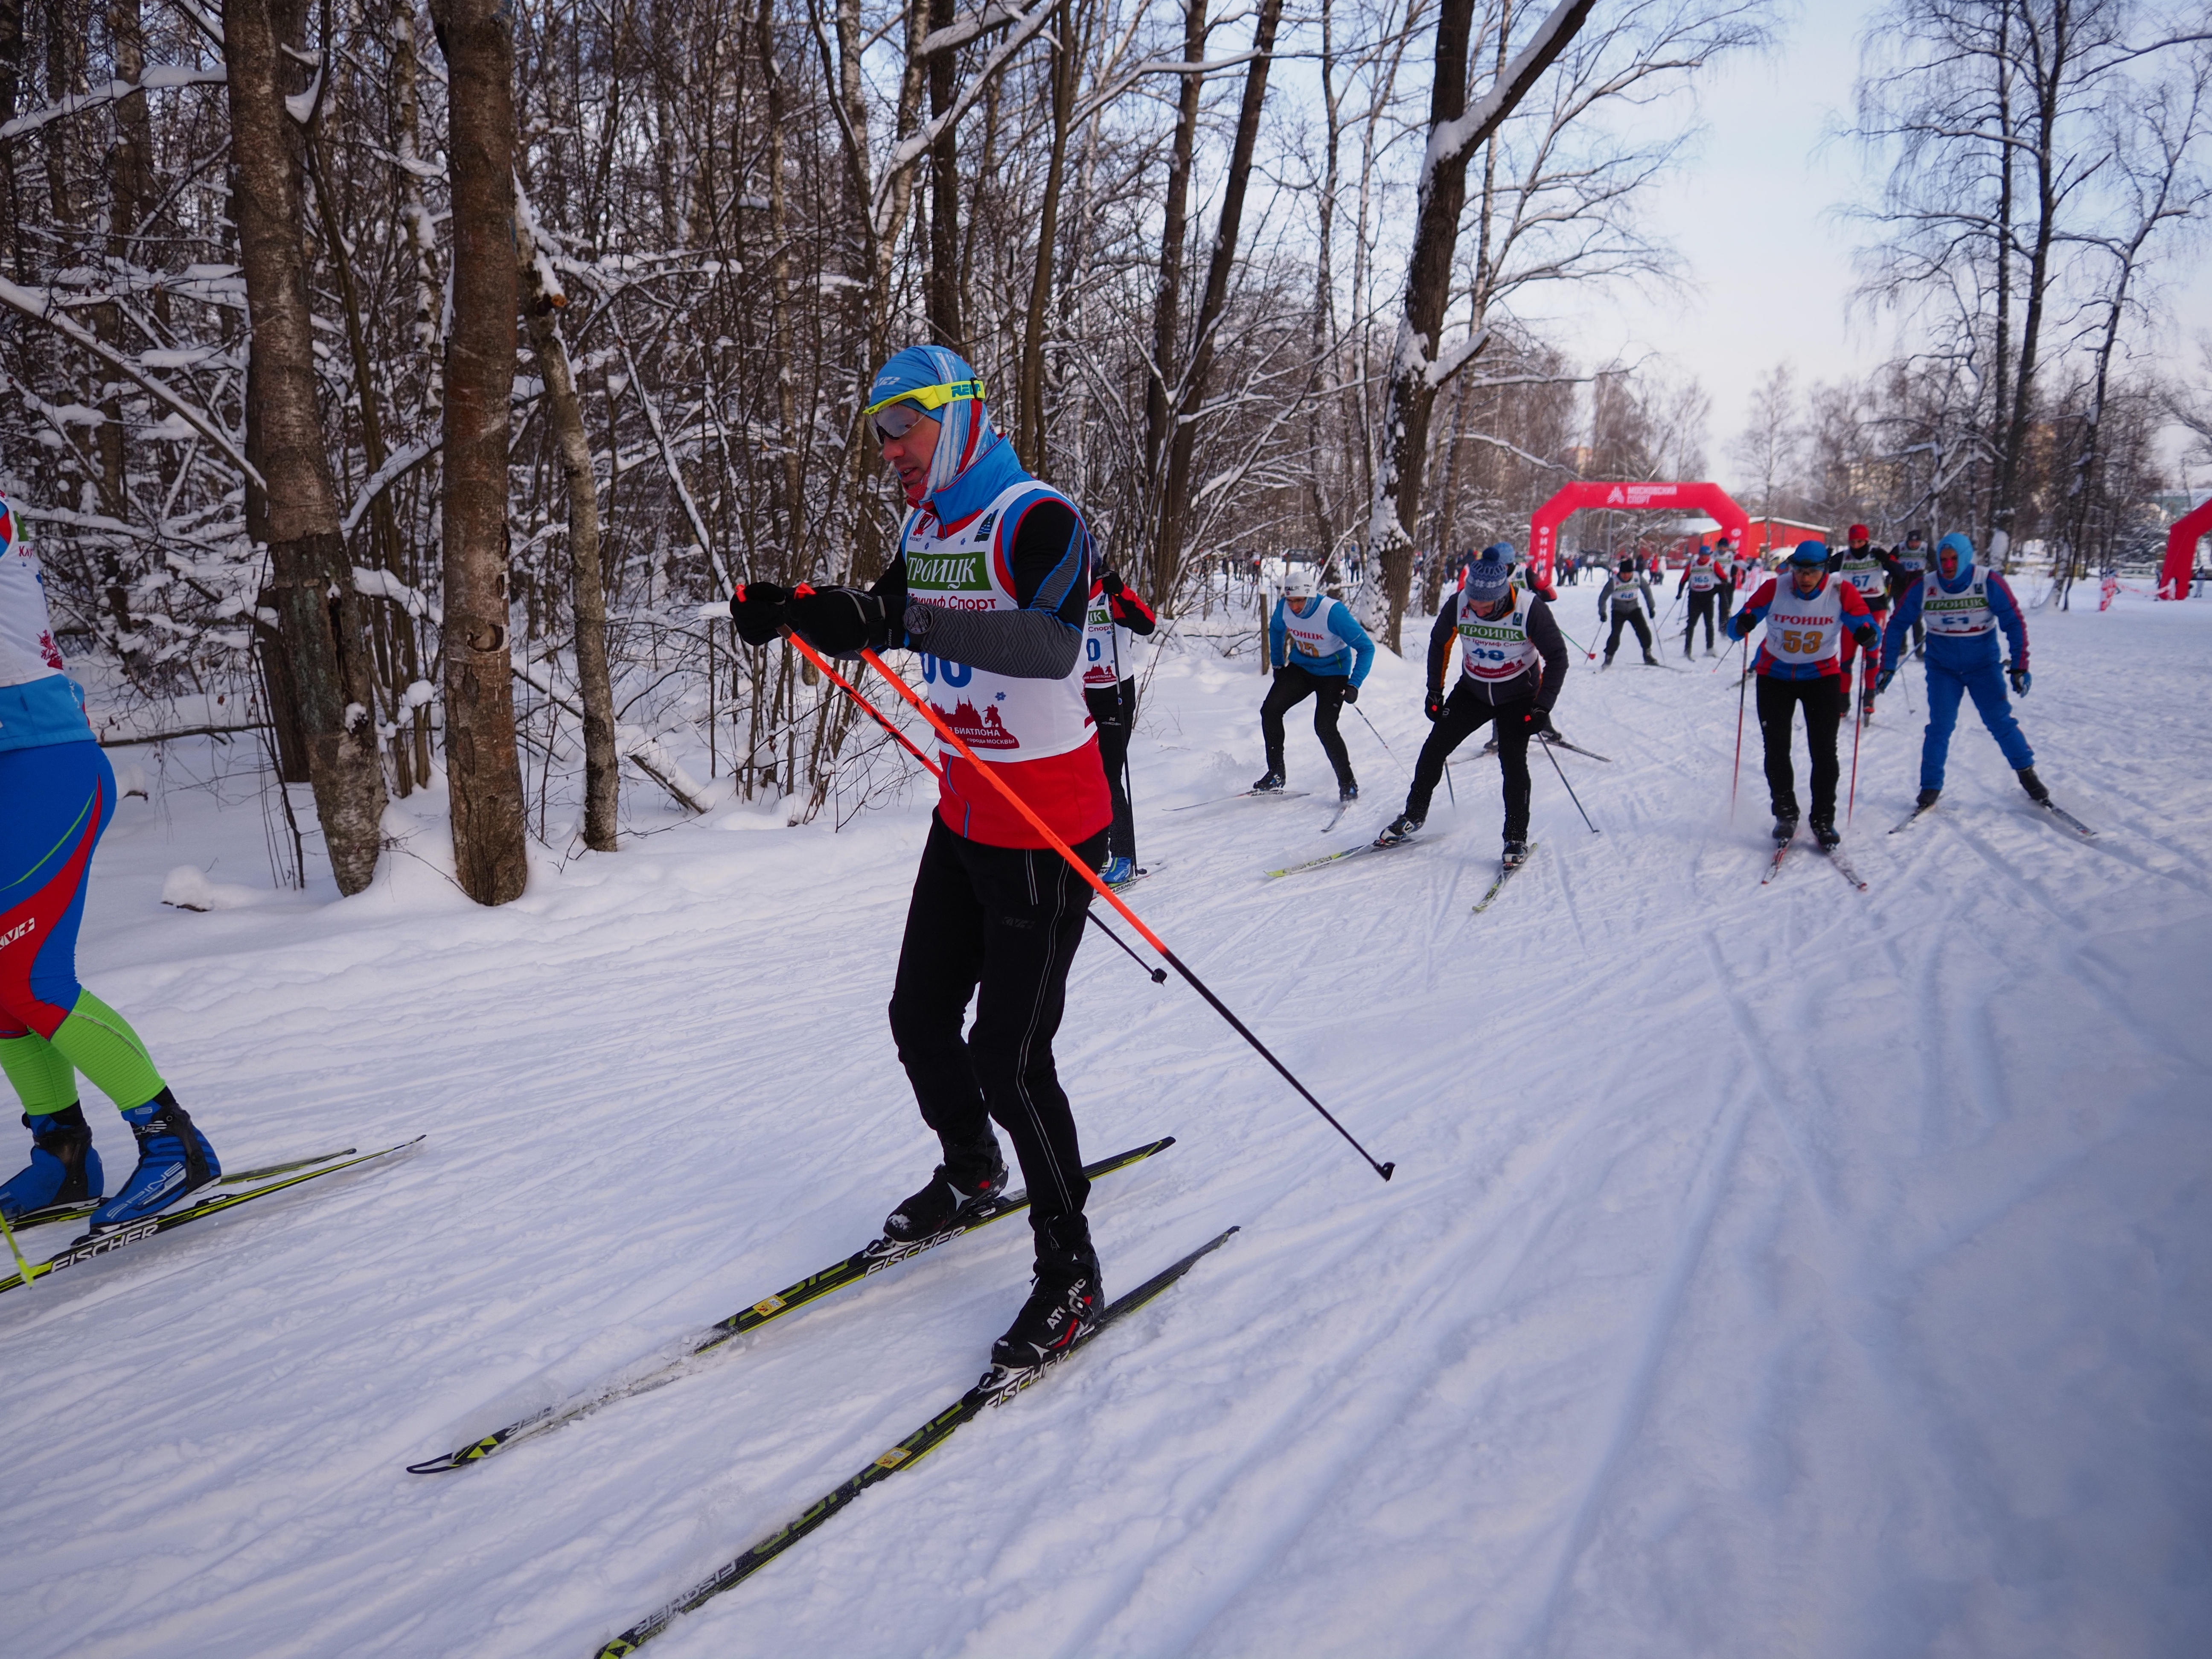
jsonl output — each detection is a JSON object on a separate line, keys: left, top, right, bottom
{"left": 1755, "top": 675, "right": 1846, "bottom": 823}
{"left": 888, "top": 817, "right": 1109, "bottom": 1270}
{"left": 1406, "top": 683, "right": 1534, "bottom": 840}
{"left": 1717, "top": 581, "right": 1736, "bottom": 625}
{"left": 1260, "top": 664, "right": 1353, "bottom": 787}
{"left": 1683, "top": 591, "right": 1717, "bottom": 652}
{"left": 1603, "top": 609, "right": 1653, "bottom": 658}
{"left": 1084, "top": 680, "right": 1137, "bottom": 861}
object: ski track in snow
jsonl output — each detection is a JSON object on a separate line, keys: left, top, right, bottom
{"left": 4, "top": 594, "right": 2208, "bottom": 1658}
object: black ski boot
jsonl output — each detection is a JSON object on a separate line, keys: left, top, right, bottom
{"left": 1811, "top": 816, "right": 1841, "bottom": 851}
{"left": 2017, "top": 767, "right": 2050, "bottom": 804}
{"left": 1338, "top": 780, "right": 1359, "bottom": 803}
{"left": 1601, "top": 652, "right": 1615, "bottom": 670}
{"left": 1375, "top": 812, "right": 1423, "bottom": 847}
{"left": 1250, "top": 770, "right": 1286, "bottom": 794}
{"left": 1502, "top": 839, "right": 1531, "bottom": 870}
{"left": 1915, "top": 787, "right": 1941, "bottom": 810}
{"left": 883, "top": 1132, "right": 1008, "bottom": 1243}
{"left": 1772, "top": 812, "right": 1799, "bottom": 844}
{"left": 992, "top": 1218, "right": 1101, "bottom": 1371}
{"left": 1643, "top": 652, "right": 1662, "bottom": 666}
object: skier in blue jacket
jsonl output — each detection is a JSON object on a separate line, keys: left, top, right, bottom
{"left": 1880, "top": 532, "right": 2048, "bottom": 811}
{"left": 1254, "top": 566, "right": 1375, "bottom": 802}
{"left": 0, "top": 490, "right": 223, "bottom": 1229}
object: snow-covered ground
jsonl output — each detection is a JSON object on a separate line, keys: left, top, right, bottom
{"left": 6, "top": 591, "right": 2208, "bottom": 1659}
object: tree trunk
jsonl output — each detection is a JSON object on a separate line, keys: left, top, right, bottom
{"left": 433, "top": 0, "right": 527, "bottom": 903}
{"left": 1014, "top": 0, "right": 1076, "bottom": 472}
{"left": 1140, "top": 0, "right": 1207, "bottom": 598}
{"left": 222, "top": 0, "right": 388, "bottom": 896}
{"left": 1365, "top": 0, "right": 1592, "bottom": 651}
{"left": 925, "top": 0, "right": 961, "bottom": 346}
{"left": 516, "top": 194, "right": 619, "bottom": 852}
{"left": 1156, "top": 0, "right": 1284, "bottom": 594}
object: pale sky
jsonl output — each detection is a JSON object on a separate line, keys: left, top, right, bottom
{"left": 1532, "top": 0, "right": 2212, "bottom": 490}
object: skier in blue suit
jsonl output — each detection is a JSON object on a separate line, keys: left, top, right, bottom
{"left": 1880, "top": 531, "right": 2050, "bottom": 812}
{"left": 1254, "top": 567, "right": 1375, "bottom": 802}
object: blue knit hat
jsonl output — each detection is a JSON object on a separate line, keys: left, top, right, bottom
{"left": 1787, "top": 540, "right": 1829, "bottom": 567}
{"left": 1464, "top": 551, "right": 1513, "bottom": 603}
{"left": 868, "top": 343, "right": 998, "bottom": 498}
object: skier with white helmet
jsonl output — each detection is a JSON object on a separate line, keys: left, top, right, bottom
{"left": 1253, "top": 565, "right": 1374, "bottom": 802}
{"left": 1878, "top": 531, "right": 2048, "bottom": 814}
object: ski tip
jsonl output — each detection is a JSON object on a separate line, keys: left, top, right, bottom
{"left": 405, "top": 1454, "right": 461, "bottom": 1476}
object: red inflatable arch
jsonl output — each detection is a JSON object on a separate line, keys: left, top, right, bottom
{"left": 2159, "top": 498, "right": 2212, "bottom": 600}
{"left": 1527, "top": 481, "right": 1753, "bottom": 588}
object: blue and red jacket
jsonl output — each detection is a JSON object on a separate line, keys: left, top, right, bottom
{"left": 1726, "top": 574, "right": 1879, "bottom": 681}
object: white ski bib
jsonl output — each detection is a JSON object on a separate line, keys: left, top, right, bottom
{"left": 1457, "top": 588, "right": 1539, "bottom": 684}
{"left": 0, "top": 516, "right": 70, "bottom": 690}
{"left": 904, "top": 482, "right": 1094, "bottom": 760}
{"left": 1281, "top": 596, "right": 1356, "bottom": 665}
{"left": 1081, "top": 590, "right": 1134, "bottom": 688}
{"left": 1685, "top": 559, "right": 1718, "bottom": 593}
{"left": 1839, "top": 547, "right": 1886, "bottom": 600}
{"left": 1762, "top": 578, "right": 1847, "bottom": 667}
{"left": 1923, "top": 569, "right": 1997, "bottom": 637}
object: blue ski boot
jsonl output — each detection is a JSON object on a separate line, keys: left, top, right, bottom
{"left": 0, "top": 1103, "right": 104, "bottom": 1223}
{"left": 87, "top": 1090, "right": 218, "bottom": 1232}
{"left": 1099, "top": 856, "right": 1137, "bottom": 887}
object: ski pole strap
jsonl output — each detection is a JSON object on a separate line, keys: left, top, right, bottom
{"left": 853, "top": 645, "right": 1395, "bottom": 1183}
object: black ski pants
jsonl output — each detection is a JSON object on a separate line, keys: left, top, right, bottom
{"left": 1260, "top": 664, "right": 1355, "bottom": 788}
{"left": 1755, "top": 674, "right": 1846, "bottom": 824}
{"left": 1084, "top": 680, "right": 1138, "bottom": 861}
{"left": 1406, "top": 681, "right": 1534, "bottom": 840}
{"left": 1717, "top": 580, "right": 1736, "bottom": 625}
{"left": 1683, "top": 591, "right": 1717, "bottom": 653}
{"left": 888, "top": 816, "right": 1109, "bottom": 1271}
{"left": 1603, "top": 609, "right": 1653, "bottom": 659}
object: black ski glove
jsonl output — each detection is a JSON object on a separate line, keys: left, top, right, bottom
{"left": 1340, "top": 682, "right": 1359, "bottom": 705}
{"left": 730, "top": 582, "right": 793, "bottom": 646}
{"left": 1100, "top": 568, "right": 1126, "bottom": 597}
{"left": 783, "top": 585, "right": 899, "bottom": 655}
{"left": 1423, "top": 688, "right": 1446, "bottom": 722}
{"left": 2008, "top": 663, "right": 2032, "bottom": 696}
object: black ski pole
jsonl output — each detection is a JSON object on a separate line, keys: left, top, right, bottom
{"left": 1088, "top": 911, "right": 1166, "bottom": 983}
{"left": 795, "top": 632, "right": 1395, "bottom": 1183}
{"left": 1542, "top": 731, "right": 1601, "bottom": 834}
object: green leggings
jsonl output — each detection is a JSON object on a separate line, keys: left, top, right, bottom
{"left": 0, "top": 989, "right": 165, "bottom": 1118}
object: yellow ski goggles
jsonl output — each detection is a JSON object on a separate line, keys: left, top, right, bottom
{"left": 862, "top": 378, "right": 986, "bottom": 440}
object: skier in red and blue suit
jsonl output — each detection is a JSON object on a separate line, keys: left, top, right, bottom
{"left": 1725, "top": 540, "right": 1880, "bottom": 848}
{"left": 1878, "top": 531, "right": 2049, "bottom": 812}
{"left": 0, "top": 490, "right": 222, "bottom": 1229}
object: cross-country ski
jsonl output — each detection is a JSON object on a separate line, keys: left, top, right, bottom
{"left": 406, "top": 1138, "right": 1176, "bottom": 1474}
{"left": 5, "top": 33, "right": 2204, "bottom": 1659}
{"left": 587, "top": 1227, "right": 1237, "bottom": 1659}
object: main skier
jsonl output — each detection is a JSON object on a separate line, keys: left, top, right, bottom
{"left": 1676, "top": 545, "right": 1722, "bottom": 657}
{"left": 1832, "top": 524, "right": 1893, "bottom": 721}
{"left": 1253, "top": 565, "right": 1373, "bottom": 802}
{"left": 1082, "top": 566, "right": 1156, "bottom": 885}
{"left": 727, "top": 347, "right": 1111, "bottom": 1371}
{"left": 1377, "top": 547, "right": 1568, "bottom": 868}
{"left": 1725, "top": 540, "right": 1880, "bottom": 849}
{"left": 1597, "top": 553, "right": 1660, "bottom": 667}
{"left": 1877, "top": 531, "right": 2049, "bottom": 813}
{"left": 0, "top": 489, "right": 223, "bottom": 1229}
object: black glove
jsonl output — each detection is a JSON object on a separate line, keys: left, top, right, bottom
{"left": 1423, "top": 688, "right": 1446, "bottom": 723}
{"left": 1340, "top": 682, "right": 1359, "bottom": 705}
{"left": 730, "top": 581, "right": 793, "bottom": 646}
{"left": 1854, "top": 624, "right": 1878, "bottom": 650}
{"left": 2008, "top": 664, "right": 2031, "bottom": 696}
{"left": 782, "top": 585, "right": 899, "bottom": 655}
{"left": 1876, "top": 669, "right": 1895, "bottom": 695}
{"left": 1100, "top": 568, "right": 1125, "bottom": 597}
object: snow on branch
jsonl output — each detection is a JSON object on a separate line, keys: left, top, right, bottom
{"left": 875, "top": 0, "right": 1058, "bottom": 236}
{"left": 0, "top": 274, "right": 261, "bottom": 485}
{"left": 343, "top": 437, "right": 440, "bottom": 536}
{"left": 1424, "top": 326, "right": 1492, "bottom": 389}
{"left": 0, "top": 65, "right": 225, "bottom": 142}
{"left": 1423, "top": 0, "right": 1596, "bottom": 189}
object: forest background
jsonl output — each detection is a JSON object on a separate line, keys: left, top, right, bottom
{"left": 2, "top": 0, "right": 2206, "bottom": 900}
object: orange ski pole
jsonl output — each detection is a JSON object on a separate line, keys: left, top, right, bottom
{"left": 785, "top": 633, "right": 1392, "bottom": 1181}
